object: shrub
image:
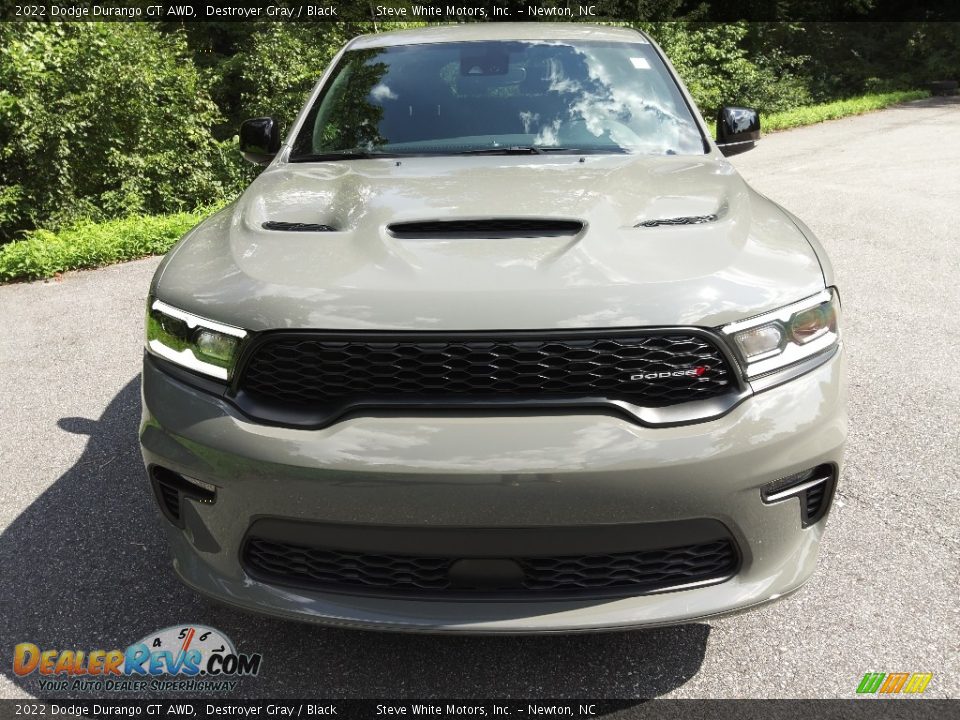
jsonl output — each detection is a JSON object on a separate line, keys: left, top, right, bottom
{"left": 227, "top": 24, "right": 352, "bottom": 137}
{"left": 0, "top": 23, "right": 242, "bottom": 240}
{"left": 0, "top": 206, "right": 223, "bottom": 283}
{"left": 643, "top": 22, "right": 812, "bottom": 119}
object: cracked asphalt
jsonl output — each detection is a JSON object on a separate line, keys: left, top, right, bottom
{"left": 0, "top": 97, "right": 957, "bottom": 702}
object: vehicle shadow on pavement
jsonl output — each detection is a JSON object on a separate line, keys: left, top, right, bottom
{"left": 0, "top": 378, "right": 710, "bottom": 700}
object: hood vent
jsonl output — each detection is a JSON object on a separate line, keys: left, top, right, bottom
{"left": 262, "top": 221, "right": 336, "bottom": 232}
{"left": 636, "top": 214, "right": 718, "bottom": 228}
{"left": 388, "top": 219, "right": 583, "bottom": 239}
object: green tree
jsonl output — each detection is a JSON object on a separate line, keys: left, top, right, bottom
{"left": 0, "top": 22, "right": 241, "bottom": 240}
{"left": 641, "top": 22, "right": 813, "bottom": 118}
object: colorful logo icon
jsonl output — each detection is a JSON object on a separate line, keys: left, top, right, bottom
{"left": 13, "top": 625, "right": 262, "bottom": 692}
{"left": 857, "top": 672, "right": 933, "bottom": 694}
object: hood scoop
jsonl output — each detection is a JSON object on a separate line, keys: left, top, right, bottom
{"left": 636, "top": 214, "right": 719, "bottom": 228}
{"left": 635, "top": 203, "right": 728, "bottom": 228}
{"left": 262, "top": 221, "right": 336, "bottom": 232}
{"left": 388, "top": 218, "right": 584, "bottom": 239}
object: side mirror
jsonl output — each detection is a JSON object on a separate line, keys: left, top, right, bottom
{"left": 716, "top": 106, "right": 760, "bottom": 157}
{"left": 239, "top": 117, "right": 280, "bottom": 165}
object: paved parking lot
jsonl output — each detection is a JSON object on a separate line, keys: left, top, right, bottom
{"left": 0, "top": 97, "right": 957, "bottom": 701}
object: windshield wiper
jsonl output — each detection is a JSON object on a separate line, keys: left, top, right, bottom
{"left": 455, "top": 146, "right": 630, "bottom": 156}
{"left": 292, "top": 149, "right": 401, "bottom": 162}
{"left": 457, "top": 146, "right": 576, "bottom": 155}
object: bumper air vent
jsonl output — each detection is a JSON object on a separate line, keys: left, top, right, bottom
{"left": 804, "top": 481, "right": 828, "bottom": 520}
{"left": 761, "top": 464, "right": 837, "bottom": 527}
{"left": 149, "top": 466, "right": 216, "bottom": 528}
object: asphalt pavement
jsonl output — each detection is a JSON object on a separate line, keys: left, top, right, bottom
{"left": 0, "top": 97, "right": 957, "bottom": 701}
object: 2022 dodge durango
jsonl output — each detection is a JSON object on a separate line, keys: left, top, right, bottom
{"left": 139, "top": 23, "right": 846, "bottom": 633}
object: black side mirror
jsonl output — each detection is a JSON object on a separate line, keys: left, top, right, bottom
{"left": 716, "top": 106, "right": 760, "bottom": 157}
{"left": 239, "top": 117, "right": 280, "bottom": 165}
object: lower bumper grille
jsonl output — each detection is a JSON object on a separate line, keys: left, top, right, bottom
{"left": 242, "top": 534, "right": 738, "bottom": 600}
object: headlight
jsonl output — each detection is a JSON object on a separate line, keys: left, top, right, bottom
{"left": 146, "top": 299, "right": 247, "bottom": 380}
{"left": 722, "top": 288, "right": 840, "bottom": 378}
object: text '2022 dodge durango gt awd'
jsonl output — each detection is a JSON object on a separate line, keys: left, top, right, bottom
{"left": 140, "top": 24, "right": 846, "bottom": 633}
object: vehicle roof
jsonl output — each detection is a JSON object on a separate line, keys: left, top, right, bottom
{"left": 347, "top": 23, "right": 648, "bottom": 50}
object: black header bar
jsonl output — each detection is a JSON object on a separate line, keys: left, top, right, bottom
{"left": 2, "top": 0, "right": 960, "bottom": 22}
{"left": 1, "top": 700, "right": 958, "bottom": 719}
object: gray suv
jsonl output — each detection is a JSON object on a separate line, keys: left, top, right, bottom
{"left": 140, "top": 24, "right": 845, "bottom": 632}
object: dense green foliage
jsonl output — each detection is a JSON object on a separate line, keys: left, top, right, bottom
{"left": 0, "top": 24, "right": 247, "bottom": 240}
{"left": 0, "top": 18, "right": 957, "bottom": 246}
{"left": 645, "top": 22, "right": 813, "bottom": 115}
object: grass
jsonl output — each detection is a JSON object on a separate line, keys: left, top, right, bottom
{"left": 706, "top": 89, "right": 928, "bottom": 139}
{"left": 762, "top": 90, "right": 929, "bottom": 132}
{"left": 0, "top": 205, "right": 225, "bottom": 283}
{"left": 0, "top": 89, "right": 932, "bottom": 284}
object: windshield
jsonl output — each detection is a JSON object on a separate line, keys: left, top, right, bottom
{"left": 290, "top": 40, "right": 706, "bottom": 159}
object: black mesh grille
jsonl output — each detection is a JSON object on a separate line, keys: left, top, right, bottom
{"left": 243, "top": 536, "right": 738, "bottom": 598}
{"left": 388, "top": 219, "right": 583, "bottom": 238}
{"left": 236, "top": 332, "right": 734, "bottom": 417}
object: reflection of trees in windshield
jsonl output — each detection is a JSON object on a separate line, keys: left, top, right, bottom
{"left": 294, "top": 42, "right": 704, "bottom": 157}
{"left": 313, "top": 49, "right": 390, "bottom": 152}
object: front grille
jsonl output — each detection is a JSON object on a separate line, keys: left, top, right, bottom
{"left": 242, "top": 536, "right": 738, "bottom": 599}
{"left": 235, "top": 331, "right": 735, "bottom": 423}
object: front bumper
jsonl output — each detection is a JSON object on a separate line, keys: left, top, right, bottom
{"left": 139, "top": 348, "right": 846, "bottom": 633}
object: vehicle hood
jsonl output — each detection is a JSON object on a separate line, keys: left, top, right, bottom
{"left": 154, "top": 154, "right": 826, "bottom": 331}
